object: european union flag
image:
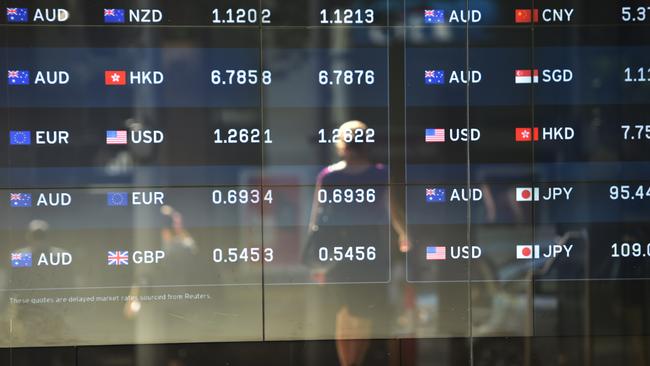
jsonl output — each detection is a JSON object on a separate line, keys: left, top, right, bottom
{"left": 8, "top": 70, "right": 30, "bottom": 85}
{"left": 10, "top": 131, "right": 31, "bottom": 145}
{"left": 424, "top": 9, "right": 444, "bottom": 24}
{"left": 425, "top": 188, "right": 446, "bottom": 202}
{"left": 10, "top": 193, "right": 32, "bottom": 207}
{"left": 11, "top": 252, "right": 32, "bottom": 268}
{"left": 7, "top": 8, "right": 28, "bottom": 23}
{"left": 104, "top": 8, "right": 125, "bottom": 23}
{"left": 107, "top": 192, "right": 129, "bottom": 206}
{"left": 424, "top": 70, "right": 445, "bottom": 85}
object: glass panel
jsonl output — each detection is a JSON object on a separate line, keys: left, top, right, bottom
{"left": 1, "top": 0, "right": 649, "bottom": 364}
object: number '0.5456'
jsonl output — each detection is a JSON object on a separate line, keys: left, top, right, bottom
{"left": 318, "top": 246, "right": 377, "bottom": 262}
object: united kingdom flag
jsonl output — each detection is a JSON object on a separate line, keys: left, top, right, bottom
{"left": 107, "top": 251, "right": 129, "bottom": 266}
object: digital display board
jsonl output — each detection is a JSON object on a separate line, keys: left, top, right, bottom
{"left": 1, "top": 0, "right": 650, "bottom": 349}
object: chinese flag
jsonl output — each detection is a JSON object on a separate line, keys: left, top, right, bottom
{"left": 515, "top": 9, "right": 539, "bottom": 23}
{"left": 104, "top": 70, "right": 127, "bottom": 85}
{"left": 515, "top": 127, "right": 539, "bottom": 142}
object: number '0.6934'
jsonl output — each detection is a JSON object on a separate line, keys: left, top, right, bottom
{"left": 212, "top": 189, "right": 273, "bottom": 205}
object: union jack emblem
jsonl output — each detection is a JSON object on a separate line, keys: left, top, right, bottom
{"left": 107, "top": 251, "right": 129, "bottom": 266}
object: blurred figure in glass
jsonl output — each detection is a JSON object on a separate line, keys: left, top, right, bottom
{"left": 306, "top": 120, "right": 406, "bottom": 366}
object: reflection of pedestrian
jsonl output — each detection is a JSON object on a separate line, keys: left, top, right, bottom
{"left": 125, "top": 205, "right": 197, "bottom": 314}
{"left": 307, "top": 120, "right": 388, "bottom": 282}
{"left": 160, "top": 205, "right": 198, "bottom": 259}
{"left": 305, "top": 120, "right": 406, "bottom": 366}
{"left": 124, "top": 205, "right": 198, "bottom": 345}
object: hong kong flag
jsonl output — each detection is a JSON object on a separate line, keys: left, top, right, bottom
{"left": 515, "top": 127, "right": 539, "bottom": 142}
{"left": 104, "top": 70, "right": 126, "bottom": 85}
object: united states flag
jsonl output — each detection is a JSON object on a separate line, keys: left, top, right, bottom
{"left": 426, "top": 246, "right": 446, "bottom": 260}
{"left": 425, "top": 128, "right": 445, "bottom": 142}
{"left": 106, "top": 130, "right": 127, "bottom": 144}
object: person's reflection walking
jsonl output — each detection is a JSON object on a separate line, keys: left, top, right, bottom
{"left": 305, "top": 120, "right": 407, "bottom": 366}
{"left": 124, "top": 205, "right": 198, "bottom": 319}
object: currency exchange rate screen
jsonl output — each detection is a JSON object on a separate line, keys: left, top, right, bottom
{"left": 2, "top": 0, "right": 650, "bottom": 348}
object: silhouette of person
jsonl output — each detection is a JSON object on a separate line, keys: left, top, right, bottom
{"left": 305, "top": 120, "right": 407, "bottom": 366}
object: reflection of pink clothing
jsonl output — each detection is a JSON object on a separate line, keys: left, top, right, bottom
{"left": 317, "top": 163, "right": 386, "bottom": 186}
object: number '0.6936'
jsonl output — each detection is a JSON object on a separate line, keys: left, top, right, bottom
{"left": 317, "top": 188, "right": 376, "bottom": 204}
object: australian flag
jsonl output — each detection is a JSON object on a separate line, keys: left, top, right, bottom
{"left": 11, "top": 252, "right": 33, "bottom": 268}
{"left": 104, "top": 8, "right": 125, "bottom": 23}
{"left": 425, "top": 70, "right": 445, "bottom": 85}
{"left": 10, "top": 193, "right": 32, "bottom": 207}
{"left": 6, "top": 8, "right": 28, "bottom": 23}
{"left": 8, "top": 70, "right": 30, "bottom": 85}
{"left": 425, "top": 188, "right": 446, "bottom": 202}
{"left": 424, "top": 9, "right": 444, "bottom": 24}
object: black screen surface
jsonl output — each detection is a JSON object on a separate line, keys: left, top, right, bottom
{"left": 1, "top": 1, "right": 650, "bottom": 360}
